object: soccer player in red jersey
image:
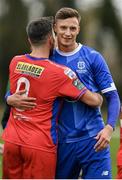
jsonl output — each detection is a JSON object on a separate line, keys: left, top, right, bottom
{"left": 116, "top": 104, "right": 122, "bottom": 179}
{"left": 2, "top": 17, "right": 103, "bottom": 179}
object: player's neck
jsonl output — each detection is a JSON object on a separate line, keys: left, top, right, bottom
{"left": 30, "top": 46, "right": 49, "bottom": 58}
{"left": 58, "top": 42, "right": 78, "bottom": 53}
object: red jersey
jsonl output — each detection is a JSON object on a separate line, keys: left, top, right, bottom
{"left": 2, "top": 54, "right": 87, "bottom": 153}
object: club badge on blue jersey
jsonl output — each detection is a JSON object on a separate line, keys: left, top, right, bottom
{"left": 76, "top": 61, "right": 87, "bottom": 73}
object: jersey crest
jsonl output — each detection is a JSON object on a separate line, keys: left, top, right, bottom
{"left": 76, "top": 60, "right": 87, "bottom": 74}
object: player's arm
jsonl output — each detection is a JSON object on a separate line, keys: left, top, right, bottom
{"left": 7, "top": 89, "right": 37, "bottom": 110}
{"left": 94, "top": 90, "right": 120, "bottom": 151}
{"left": 58, "top": 68, "right": 103, "bottom": 107}
{"left": 91, "top": 52, "right": 120, "bottom": 151}
{"left": 79, "top": 90, "right": 103, "bottom": 107}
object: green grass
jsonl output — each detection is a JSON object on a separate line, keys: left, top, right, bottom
{"left": 110, "top": 129, "right": 120, "bottom": 178}
{"left": 0, "top": 154, "right": 2, "bottom": 178}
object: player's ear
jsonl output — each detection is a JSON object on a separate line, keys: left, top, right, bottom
{"left": 77, "top": 25, "right": 80, "bottom": 34}
{"left": 28, "top": 38, "right": 32, "bottom": 45}
{"left": 48, "top": 34, "right": 54, "bottom": 45}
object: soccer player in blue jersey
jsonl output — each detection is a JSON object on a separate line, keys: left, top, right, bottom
{"left": 52, "top": 7, "right": 120, "bottom": 179}
{"left": 4, "top": 8, "right": 120, "bottom": 179}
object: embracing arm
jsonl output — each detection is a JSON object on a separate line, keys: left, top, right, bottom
{"left": 7, "top": 89, "right": 37, "bottom": 110}
{"left": 79, "top": 89, "right": 103, "bottom": 107}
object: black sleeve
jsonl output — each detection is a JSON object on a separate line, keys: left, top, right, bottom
{"left": 1, "top": 104, "right": 11, "bottom": 129}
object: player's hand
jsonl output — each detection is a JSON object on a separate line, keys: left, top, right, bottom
{"left": 7, "top": 90, "right": 37, "bottom": 110}
{"left": 94, "top": 124, "right": 113, "bottom": 152}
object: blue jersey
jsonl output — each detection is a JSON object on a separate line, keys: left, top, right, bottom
{"left": 51, "top": 44, "right": 116, "bottom": 143}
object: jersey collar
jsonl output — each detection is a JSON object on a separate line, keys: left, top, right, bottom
{"left": 25, "top": 54, "right": 48, "bottom": 61}
{"left": 55, "top": 43, "right": 83, "bottom": 56}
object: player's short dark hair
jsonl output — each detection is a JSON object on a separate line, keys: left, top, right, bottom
{"left": 26, "top": 17, "right": 54, "bottom": 45}
{"left": 55, "top": 7, "right": 81, "bottom": 23}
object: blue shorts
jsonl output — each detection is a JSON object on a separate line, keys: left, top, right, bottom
{"left": 56, "top": 137, "right": 112, "bottom": 179}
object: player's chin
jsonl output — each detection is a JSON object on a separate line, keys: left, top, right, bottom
{"left": 62, "top": 41, "right": 73, "bottom": 47}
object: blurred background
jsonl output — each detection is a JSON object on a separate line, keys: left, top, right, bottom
{"left": 0, "top": 0, "right": 122, "bottom": 178}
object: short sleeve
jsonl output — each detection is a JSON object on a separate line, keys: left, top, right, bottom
{"left": 91, "top": 52, "right": 116, "bottom": 94}
{"left": 58, "top": 67, "right": 87, "bottom": 100}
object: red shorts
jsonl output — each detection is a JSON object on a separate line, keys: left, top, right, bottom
{"left": 116, "top": 165, "right": 122, "bottom": 179}
{"left": 3, "top": 142, "right": 56, "bottom": 179}
{"left": 116, "top": 145, "right": 122, "bottom": 179}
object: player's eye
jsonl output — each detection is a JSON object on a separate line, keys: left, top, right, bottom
{"left": 60, "top": 26, "right": 67, "bottom": 30}
{"left": 70, "top": 27, "right": 77, "bottom": 31}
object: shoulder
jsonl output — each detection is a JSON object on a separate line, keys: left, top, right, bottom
{"left": 81, "top": 45, "right": 106, "bottom": 64}
{"left": 81, "top": 45, "right": 101, "bottom": 56}
{"left": 11, "top": 54, "right": 25, "bottom": 62}
{"left": 10, "top": 55, "right": 26, "bottom": 70}
{"left": 47, "top": 59, "right": 65, "bottom": 70}
{"left": 46, "top": 60, "right": 67, "bottom": 76}
{"left": 47, "top": 59, "right": 76, "bottom": 79}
